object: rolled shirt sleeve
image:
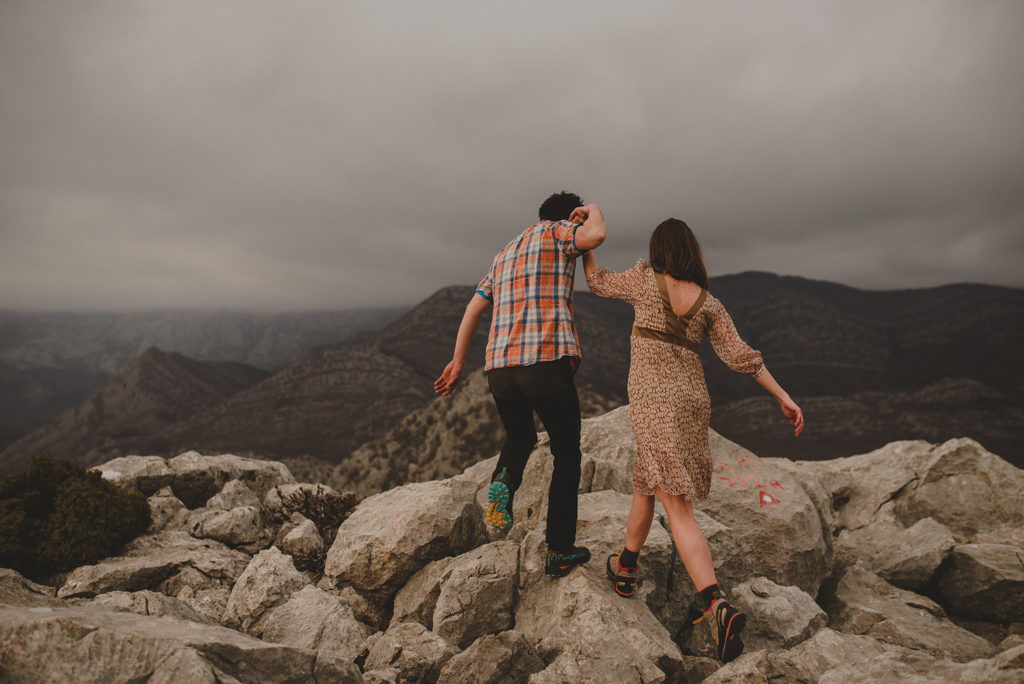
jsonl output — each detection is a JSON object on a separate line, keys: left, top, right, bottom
{"left": 551, "top": 220, "right": 584, "bottom": 258}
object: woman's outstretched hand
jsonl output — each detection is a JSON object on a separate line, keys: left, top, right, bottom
{"left": 434, "top": 360, "right": 463, "bottom": 397}
{"left": 779, "top": 396, "right": 804, "bottom": 436}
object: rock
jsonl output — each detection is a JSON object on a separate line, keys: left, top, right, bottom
{"left": 937, "top": 543, "right": 1024, "bottom": 623}
{"left": 571, "top": 489, "right": 694, "bottom": 638}
{"left": 436, "top": 630, "right": 544, "bottom": 684}
{"left": 729, "top": 577, "right": 828, "bottom": 651}
{"left": 0, "top": 604, "right": 342, "bottom": 683}
{"left": 188, "top": 505, "right": 270, "bottom": 552}
{"left": 432, "top": 541, "right": 517, "bottom": 649}
{"left": 894, "top": 438, "right": 1024, "bottom": 543}
{"left": 0, "top": 569, "right": 58, "bottom": 607}
{"left": 206, "top": 479, "right": 261, "bottom": 510}
{"left": 263, "top": 482, "right": 357, "bottom": 530}
{"left": 147, "top": 486, "right": 190, "bottom": 532}
{"left": 323, "top": 478, "right": 486, "bottom": 600}
{"left": 827, "top": 564, "right": 994, "bottom": 662}
{"left": 836, "top": 515, "right": 956, "bottom": 592}
{"left": 90, "top": 589, "right": 216, "bottom": 624}
{"left": 708, "top": 630, "right": 1024, "bottom": 683}
{"left": 515, "top": 531, "right": 687, "bottom": 682}
{"left": 362, "top": 668, "right": 400, "bottom": 684}
{"left": 282, "top": 518, "right": 325, "bottom": 560}
{"left": 222, "top": 546, "right": 309, "bottom": 635}
{"left": 96, "top": 452, "right": 295, "bottom": 508}
{"left": 57, "top": 531, "right": 249, "bottom": 598}
{"left": 166, "top": 451, "right": 296, "bottom": 508}
{"left": 261, "top": 585, "right": 373, "bottom": 664}
{"left": 173, "top": 583, "right": 231, "bottom": 623}
{"left": 391, "top": 557, "right": 454, "bottom": 628}
{"left": 362, "top": 622, "right": 455, "bottom": 684}
{"left": 147, "top": 648, "right": 219, "bottom": 684}
{"left": 96, "top": 455, "right": 175, "bottom": 496}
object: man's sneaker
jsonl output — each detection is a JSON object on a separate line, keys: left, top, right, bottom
{"left": 485, "top": 470, "right": 513, "bottom": 533}
{"left": 693, "top": 596, "right": 746, "bottom": 663}
{"left": 545, "top": 545, "right": 591, "bottom": 577}
{"left": 606, "top": 548, "right": 639, "bottom": 598}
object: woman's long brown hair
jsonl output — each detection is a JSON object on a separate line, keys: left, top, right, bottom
{"left": 649, "top": 218, "right": 709, "bottom": 288}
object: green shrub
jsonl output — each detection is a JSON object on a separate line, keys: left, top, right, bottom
{"left": 0, "top": 454, "right": 151, "bottom": 581}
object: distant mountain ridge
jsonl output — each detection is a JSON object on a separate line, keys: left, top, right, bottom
{"left": 2, "top": 272, "right": 1021, "bottom": 476}
{"left": 0, "top": 348, "right": 269, "bottom": 476}
{"left": 0, "top": 308, "right": 405, "bottom": 451}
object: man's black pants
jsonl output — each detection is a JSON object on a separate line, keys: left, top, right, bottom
{"left": 485, "top": 357, "right": 582, "bottom": 551}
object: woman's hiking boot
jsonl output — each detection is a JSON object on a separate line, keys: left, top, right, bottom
{"left": 606, "top": 548, "right": 639, "bottom": 598}
{"left": 545, "top": 545, "right": 591, "bottom": 577}
{"left": 693, "top": 596, "right": 746, "bottom": 663}
{"left": 485, "top": 469, "right": 513, "bottom": 533}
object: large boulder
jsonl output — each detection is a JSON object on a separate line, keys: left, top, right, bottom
{"left": 206, "top": 479, "right": 261, "bottom": 510}
{"left": 89, "top": 589, "right": 216, "bottom": 625}
{"left": 0, "top": 604, "right": 360, "bottom": 683}
{"left": 436, "top": 630, "right": 544, "bottom": 684}
{"left": 514, "top": 531, "right": 690, "bottom": 683}
{"left": 0, "top": 569, "right": 58, "bottom": 607}
{"left": 97, "top": 452, "right": 295, "bottom": 508}
{"left": 728, "top": 576, "right": 828, "bottom": 651}
{"left": 936, "top": 543, "right": 1024, "bottom": 623}
{"left": 362, "top": 622, "right": 455, "bottom": 684}
{"left": 323, "top": 478, "right": 486, "bottom": 600}
{"left": 893, "top": 438, "right": 1024, "bottom": 543}
{"left": 707, "top": 628, "right": 1024, "bottom": 684}
{"left": 57, "top": 531, "right": 249, "bottom": 599}
{"left": 389, "top": 541, "right": 518, "bottom": 649}
{"left": 826, "top": 564, "right": 994, "bottom": 662}
{"left": 835, "top": 515, "right": 956, "bottom": 591}
{"left": 221, "top": 547, "right": 309, "bottom": 635}
{"left": 261, "top": 585, "right": 373, "bottom": 664}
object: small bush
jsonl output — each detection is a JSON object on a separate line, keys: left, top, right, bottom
{"left": 0, "top": 454, "right": 151, "bottom": 581}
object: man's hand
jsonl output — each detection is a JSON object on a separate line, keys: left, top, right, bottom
{"left": 434, "top": 359, "right": 464, "bottom": 397}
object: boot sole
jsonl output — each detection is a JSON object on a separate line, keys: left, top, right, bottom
{"left": 486, "top": 481, "right": 512, "bottom": 532}
{"left": 605, "top": 555, "right": 637, "bottom": 598}
{"left": 720, "top": 611, "right": 747, "bottom": 663}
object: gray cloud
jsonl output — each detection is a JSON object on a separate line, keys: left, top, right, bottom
{"left": 1, "top": 0, "right": 1022, "bottom": 310}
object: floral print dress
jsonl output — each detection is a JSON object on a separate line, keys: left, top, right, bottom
{"left": 586, "top": 259, "right": 765, "bottom": 499}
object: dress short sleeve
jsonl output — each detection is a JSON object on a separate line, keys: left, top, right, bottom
{"left": 550, "top": 220, "right": 584, "bottom": 258}
{"left": 586, "top": 259, "right": 648, "bottom": 304}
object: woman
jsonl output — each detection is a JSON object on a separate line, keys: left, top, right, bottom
{"left": 577, "top": 213, "right": 804, "bottom": 664}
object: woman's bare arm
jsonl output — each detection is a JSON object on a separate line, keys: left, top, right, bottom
{"left": 754, "top": 368, "right": 805, "bottom": 436}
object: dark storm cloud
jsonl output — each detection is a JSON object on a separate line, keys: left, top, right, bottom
{"left": 1, "top": 1, "right": 1022, "bottom": 310}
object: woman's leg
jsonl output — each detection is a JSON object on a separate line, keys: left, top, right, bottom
{"left": 625, "top": 491, "right": 656, "bottom": 553}
{"left": 655, "top": 487, "right": 717, "bottom": 590}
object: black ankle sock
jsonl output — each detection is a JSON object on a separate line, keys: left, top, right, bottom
{"left": 620, "top": 547, "right": 639, "bottom": 569}
{"left": 698, "top": 584, "right": 723, "bottom": 610}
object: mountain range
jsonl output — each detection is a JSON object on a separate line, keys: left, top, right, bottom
{"left": 1, "top": 272, "right": 1021, "bottom": 479}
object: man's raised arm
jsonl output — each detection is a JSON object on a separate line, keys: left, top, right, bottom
{"left": 434, "top": 293, "right": 492, "bottom": 397}
{"left": 570, "top": 203, "right": 608, "bottom": 252}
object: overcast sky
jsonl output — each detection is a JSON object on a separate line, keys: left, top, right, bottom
{"left": 1, "top": 1, "right": 1022, "bottom": 311}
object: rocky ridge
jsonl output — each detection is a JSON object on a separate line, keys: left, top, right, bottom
{"left": 0, "top": 406, "right": 1022, "bottom": 682}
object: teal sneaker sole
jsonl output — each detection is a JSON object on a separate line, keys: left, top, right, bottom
{"left": 486, "top": 480, "right": 512, "bottom": 533}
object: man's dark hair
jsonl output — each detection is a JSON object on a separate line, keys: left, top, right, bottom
{"left": 538, "top": 191, "right": 584, "bottom": 221}
{"left": 649, "top": 218, "right": 709, "bottom": 289}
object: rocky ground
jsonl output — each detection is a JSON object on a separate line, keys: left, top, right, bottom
{"left": 1, "top": 406, "right": 1022, "bottom": 682}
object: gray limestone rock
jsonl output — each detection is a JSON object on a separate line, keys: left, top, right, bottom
{"left": 0, "top": 568, "right": 58, "bottom": 607}
{"left": 281, "top": 518, "right": 325, "bottom": 560}
{"left": 390, "top": 557, "right": 454, "bottom": 629}
{"left": 836, "top": 514, "right": 956, "bottom": 592}
{"left": 515, "top": 531, "right": 687, "bottom": 682}
{"left": 436, "top": 630, "right": 544, "bottom": 684}
{"left": 261, "top": 585, "right": 373, "bottom": 664}
{"left": 937, "top": 543, "right": 1024, "bottom": 623}
{"left": 222, "top": 546, "right": 309, "bottom": 635}
{"left": 323, "top": 477, "right": 486, "bottom": 600}
{"left": 89, "top": 589, "right": 216, "bottom": 624}
{"left": 363, "top": 622, "right": 455, "bottom": 684}
{"left": 828, "top": 564, "right": 994, "bottom": 662}
{"left": 0, "top": 604, "right": 341, "bottom": 683}
{"left": 57, "top": 531, "right": 249, "bottom": 598}
{"left": 432, "top": 540, "right": 518, "bottom": 649}
{"left": 188, "top": 505, "right": 270, "bottom": 552}
{"left": 146, "top": 486, "right": 190, "bottom": 532}
{"left": 729, "top": 576, "right": 828, "bottom": 651}
{"left": 206, "top": 479, "right": 261, "bottom": 510}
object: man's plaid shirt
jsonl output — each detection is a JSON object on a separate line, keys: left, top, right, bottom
{"left": 476, "top": 220, "right": 584, "bottom": 370}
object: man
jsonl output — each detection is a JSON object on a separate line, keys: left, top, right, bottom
{"left": 434, "top": 191, "right": 606, "bottom": 577}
